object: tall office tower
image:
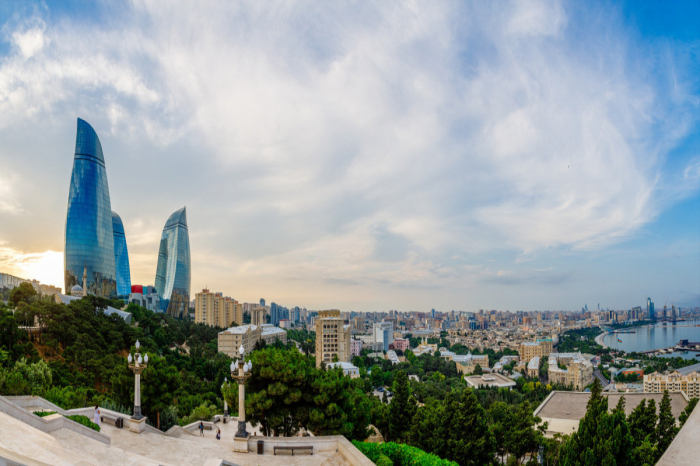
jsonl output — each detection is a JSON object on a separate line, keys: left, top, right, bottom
{"left": 64, "top": 118, "right": 117, "bottom": 297}
{"left": 155, "top": 207, "right": 191, "bottom": 318}
{"left": 111, "top": 212, "right": 131, "bottom": 297}
{"left": 431, "top": 308, "right": 435, "bottom": 319}
{"left": 260, "top": 298, "right": 265, "bottom": 307}
{"left": 647, "top": 298, "right": 655, "bottom": 321}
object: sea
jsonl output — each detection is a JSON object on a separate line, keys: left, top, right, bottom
{"left": 602, "top": 319, "right": 700, "bottom": 360}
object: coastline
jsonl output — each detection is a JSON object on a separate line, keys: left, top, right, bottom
{"left": 595, "top": 331, "right": 608, "bottom": 349}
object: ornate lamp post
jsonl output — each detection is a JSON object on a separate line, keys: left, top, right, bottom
{"left": 127, "top": 340, "right": 148, "bottom": 433}
{"left": 230, "top": 345, "right": 252, "bottom": 452}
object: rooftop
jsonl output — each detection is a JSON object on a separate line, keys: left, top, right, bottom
{"left": 465, "top": 373, "right": 516, "bottom": 389}
{"left": 535, "top": 391, "right": 688, "bottom": 421}
{"left": 677, "top": 363, "right": 700, "bottom": 376}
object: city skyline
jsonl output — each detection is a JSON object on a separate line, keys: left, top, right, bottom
{"left": 0, "top": 1, "right": 698, "bottom": 311}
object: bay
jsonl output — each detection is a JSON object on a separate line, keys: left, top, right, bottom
{"left": 602, "top": 319, "right": 700, "bottom": 360}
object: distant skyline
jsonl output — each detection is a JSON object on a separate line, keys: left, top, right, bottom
{"left": 0, "top": 0, "right": 698, "bottom": 312}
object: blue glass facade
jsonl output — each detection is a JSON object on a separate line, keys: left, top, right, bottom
{"left": 112, "top": 211, "right": 132, "bottom": 297}
{"left": 154, "top": 207, "right": 191, "bottom": 318}
{"left": 64, "top": 118, "right": 117, "bottom": 297}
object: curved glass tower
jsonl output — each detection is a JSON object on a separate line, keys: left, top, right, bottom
{"left": 112, "top": 211, "right": 132, "bottom": 297}
{"left": 154, "top": 207, "right": 191, "bottom": 318}
{"left": 64, "top": 118, "right": 117, "bottom": 297}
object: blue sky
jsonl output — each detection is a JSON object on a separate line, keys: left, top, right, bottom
{"left": 0, "top": 0, "right": 697, "bottom": 312}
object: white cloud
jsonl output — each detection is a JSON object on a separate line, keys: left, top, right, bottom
{"left": 0, "top": 0, "right": 697, "bottom": 309}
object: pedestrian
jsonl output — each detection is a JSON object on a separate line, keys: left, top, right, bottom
{"left": 94, "top": 406, "right": 101, "bottom": 427}
{"left": 216, "top": 428, "right": 221, "bottom": 440}
{"left": 199, "top": 421, "right": 204, "bottom": 437}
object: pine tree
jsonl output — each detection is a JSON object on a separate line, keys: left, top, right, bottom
{"left": 627, "top": 399, "right": 653, "bottom": 445}
{"left": 560, "top": 378, "right": 609, "bottom": 465}
{"left": 388, "top": 370, "right": 416, "bottom": 443}
{"left": 655, "top": 390, "right": 679, "bottom": 460}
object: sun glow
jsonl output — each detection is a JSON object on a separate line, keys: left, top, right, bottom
{"left": 0, "top": 246, "right": 64, "bottom": 292}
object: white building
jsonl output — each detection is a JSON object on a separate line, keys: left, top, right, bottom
{"left": 386, "top": 350, "right": 400, "bottom": 365}
{"left": 465, "top": 373, "right": 517, "bottom": 390}
{"left": 373, "top": 322, "right": 394, "bottom": 350}
{"left": 327, "top": 361, "right": 360, "bottom": 378}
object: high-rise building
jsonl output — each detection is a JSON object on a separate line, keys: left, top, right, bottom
{"left": 431, "top": 308, "right": 435, "bottom": 319}
{"left": 647, "top": 298, "right": 655, "bottom": 321}
{"left": 315, "top": 310, "right": 351, "bottom": 367}
{"left": 64, "top": 118, "right": 117, "bottom": 297}
{"left": 194, "top": 288, "right": 241, "bottom": 327}
{"left": 252, "top": 306, "right": 267, "bottom": 325}
{"left": 155, "top": 207, "right": 191, "bottom": 318}
{"left": 111, "top": 211, "right": 131, "bottom": 297}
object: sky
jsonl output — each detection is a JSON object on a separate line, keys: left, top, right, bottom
{"left": 0, "top": 0, "right": 698, "bottom": 313}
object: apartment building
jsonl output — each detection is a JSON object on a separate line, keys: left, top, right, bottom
{"left": 217, "top": 323, "right": 287, "bottom": 357}
{"left": 315, "top": 310, "right": 351, "bottom": 367}
{"left": 194, "top": 289, "right": 242, "bottom": 327}
{"left": 644, "top": 371, "right": 700, "bottom": 399}
{"left": 519, "top": 339, "right": 553, "bottom": 362}
{"left": 251, "top": 306, "right": 267, "bottom": 325}
{"left": 548, "top": 352, "right": 594, "bottom": 390}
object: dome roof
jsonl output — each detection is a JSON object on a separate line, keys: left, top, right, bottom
{"left": 71, "top": 285, "right": 83, "bottom": 292}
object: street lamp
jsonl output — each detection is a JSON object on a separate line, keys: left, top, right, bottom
{"left": 127, "top": 340, "right": 148, "bottom": 433}
{"left": 221, "top": 377, "right": 229, "bottom": 417}
{"left": 230, "top": 344, "right": 252, "bottom": 440}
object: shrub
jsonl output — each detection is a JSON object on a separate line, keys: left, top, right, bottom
{"left": 352, "top": 440, "right": 458, "bottom": 466}
{"left": 65, "top": 414, "right": 100, "bottom": 432}
{"left": 376, "top": 454, "right": 394, "bottom": 466}
{"left": 33, "top": 411, "right": 57, "bottom": 417}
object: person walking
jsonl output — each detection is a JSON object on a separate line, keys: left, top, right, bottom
{"left": 94, "top": 406, "right": 101, "bottom": 428}
{"left": 199, "top": 421, "right": 204, "bottom": 437}
{"left": 216, "top": 428, "right": 221, "bottom": 440}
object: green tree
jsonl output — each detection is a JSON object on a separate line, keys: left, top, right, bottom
{"left": 506, "top": 401, "right": 547, "bottom": 465}
{"left": 370, "top": 365, "right": 384, "bottom": 388}
{"left": 560, "top": 381, "right": 634, "bottom": 466}
{"left": 141, "top": 355, "right": 180, "bottom": 430}
{"left": 388, "top": 370, "right": 416, "bottom": 443}
{"left": 473, "top": 364, "right": 483, "bottom": 375}
{"left": 655, "top": 390, "right": 679, "bottom": 460}
{"left": 246, "top": 347, "right": 313, "bottom": 436}
{"left": 9, "top": 282, "right": 38, "bottom": 307}
{"left": 627, "top": 399, "right": 656, "bottom": 446}
{"left": 679, "top": 397, "right": 698, "bottom": 427}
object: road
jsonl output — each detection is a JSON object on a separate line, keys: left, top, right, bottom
{"left": 594, "top": 368, "right": 610, "bottom": 387}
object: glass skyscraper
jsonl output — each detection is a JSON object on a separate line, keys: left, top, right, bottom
{"left": 64, "top": 118, "right": 117, "bottom": 297}
{"left": 112, "top": 211, "right": 132, "bottom": 297}
{"left": 155, "top": 207, "right": 191, "bottom": 318}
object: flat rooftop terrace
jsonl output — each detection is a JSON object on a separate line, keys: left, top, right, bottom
{"left": 535, "top": 391, "right": 688, "bottom": 420}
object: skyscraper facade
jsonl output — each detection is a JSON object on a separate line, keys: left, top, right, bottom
{"left": 112, "top": 211, "right": 131, "bottom": 297}
{"left": 64, "top": 119, "right": 117, "bottom": 297}
{"left": 155, "top": 207, "right": 191, "bottom": 318}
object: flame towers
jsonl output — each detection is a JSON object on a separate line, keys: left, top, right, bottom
{"left": 154, "top": 207, "right": 191, "bottom": 318}
{"left": 64, "top": 119, "right": 117, "bottom": 297}
{"left": 112, "top": 211, "right": 132, "bottom": 296}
